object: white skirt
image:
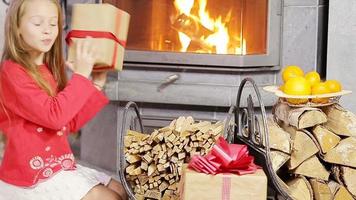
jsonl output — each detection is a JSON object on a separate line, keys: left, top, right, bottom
{"left": 0, "top": 164, "right": 112, "bottom": 200}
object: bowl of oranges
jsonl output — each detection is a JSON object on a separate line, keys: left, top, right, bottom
{"left": 263, "top": 65, "right": 352, "bottom": 107}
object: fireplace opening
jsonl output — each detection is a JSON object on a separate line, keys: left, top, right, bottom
{"left": 116, "top": 0, "right": 267, "bottom": 55}
{"left": 104, "top": 0, "right": 276, "bottom": 68}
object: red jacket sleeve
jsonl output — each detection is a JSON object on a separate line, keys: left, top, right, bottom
{"left": 0, "top": 62, "right": 99, "bottom": 130}
{"left": 68, "top": 89, "right": 109, "bottom": 133}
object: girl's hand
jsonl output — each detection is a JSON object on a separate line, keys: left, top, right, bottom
{"left": 66, "top": 37, "right": 98, "bottom": 78}
{"left": 92, "top": 71, "right": 108, "bottom": 90}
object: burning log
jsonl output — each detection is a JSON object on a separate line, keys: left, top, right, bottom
{"left": 171, "top": 13, "right": 220, "bottom": 53}
{"left": 171, "top": 13, "right": 214, "bottom": 42}
{"left": 186, "top": 40, "right": 215, "bottom": 53}
{"left": 124, "top": 116, "right": 223, "bottom": 199}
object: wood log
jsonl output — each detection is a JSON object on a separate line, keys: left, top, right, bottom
{"left": 294, "top": 109, "right": 327, "bottom": 129}
{"left": 126, "top": 164, "right": 136, "bottom": 175}
{"left": 267, "top": 118, "right": 291, "bottom": 154}
{"left": 124, "top": 117, "right": 222, "bottom": 199}
{"left": 289, "top": 130, "right": 319, "bottom": 169}
{"left": 144, "top": 190, "right": 161, "bottom": 199}
{"left": 276, "top": 176, "right": 292, "bottom": 197}
{"left": 333, "top": 187, "right": 354, "bottom": 200}
{"left": 312, "top": 125, "right": 341, "bottom": 154}
{"left": 142, "top": 153, "right": 153, "bottom": 164}
{"left": 148, "top": 164, "right": 157, "bottom": 176}
{"left": 162, "top": 190, "right": 175, "bottom": 200}
{"left": 211, "top": 121, "right": 224, "bottom": 136}
{"left": 270, "top": 151, "right": 290, "bottom": 171}
{"left": 309, "top": 179, "right": 332, "bottom": 200}
{"left": 328, "top": 181, "right": 354, "bottom": 200}
{"left": 138, "top": 175, "right": 149, "bottom": 185}
{"left": 175, "top": 116, "right": 194, "bottom": 134}
{"left": 286, "top": 176, "right": 313, "bottom": 200}
{"left": 292, "top": 155, "right": 330, "bottom": 181}
{"left": 323, "top": 137, "right": 356, "bottom": 168}
{"left": 132, "top": 166, "right": 143, "bottom": 176}
{"left": 126, "top": 129, "right": 147, "bottom": 137}
{"left": 135, "top": 194, "right": 145, "bottom": 200}
{"left": 323, "top": 104, "right": 356, "bottom": 137}
{"left": 340, "top": 166, "right": 356, "bottom": 197}
{"left": 159, "top": 181, "right": 169, "bottom": 192}
{"left": 331, "top": 166, "right": 343, "bottom": 185}
{"left": 125, "top": 154, "right": 141, "bottom": 164}
{"left": 140, "top": 161, "right": 148, "bottom": 171}
{"left": 274, "top": 103, "right": 327, "bottom": 129}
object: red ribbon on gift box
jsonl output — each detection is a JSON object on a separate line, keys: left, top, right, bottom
{"left": 65, "top": 30, "right": 127, "bottom": 70}
{"left": 188, "top": 137, "right": 260, "bottom": 200}
{"left": 188, "top": 137, "right": 259, "bottom": 175}
{"left": 65, "top": 30, "right": 126, "bottom": 47}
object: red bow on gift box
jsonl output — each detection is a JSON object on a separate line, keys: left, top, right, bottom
{"left": 188, "top": 137, "right": 259, "bottom": 175}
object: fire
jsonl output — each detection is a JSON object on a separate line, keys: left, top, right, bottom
{"left": 173, "top": 0, "right": 246, "bottom": 55}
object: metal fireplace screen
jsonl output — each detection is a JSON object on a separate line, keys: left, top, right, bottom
{"left": 105, "top": 0, "right": 267, "bottom": 56}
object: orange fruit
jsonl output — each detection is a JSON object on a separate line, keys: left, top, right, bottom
{"left": 287, "top": 98, "right": 309, "bottom": 104}
{"left": 325, "top": 80, "right": 342, "bottom": 93}
{"left": 284, "top": 77, "right": 312, "bottom": 95}
{"left": 305, "top": 71, "right": 320, "bottom": 87}
{"left": 311, "top": 82, "right": 331, "bottom": 103}
{"left": 282, "top": 65, "right": 304, "bottom": 83}
{"left": 283, "top": 76, "right": 311, "bottom": 104}
{"left": 279, "top": 84, "right": 284, "bottom": 91}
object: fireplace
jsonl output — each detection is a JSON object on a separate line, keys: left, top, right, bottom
{"left": 79, "top": 0, "right": 327, "bottom": 177}
{"left": 104, "top": 0, "right": 280, "bottom": 68}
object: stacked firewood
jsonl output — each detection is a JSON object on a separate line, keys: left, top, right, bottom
{"left": 268, "top": 103, "right": 356, "bottom": 200}
{"left": 124, "top": 116, "right": 223, "bottom": 200}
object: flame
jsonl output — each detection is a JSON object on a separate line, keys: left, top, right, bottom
{"left": 173, "top": 0, "right": 246, "bottom": 55}
{"left": 178, "top": 32, "right": 191, "bottom": 52}
{"left": 174, "top": 0, "right": 194, "bottom": 51}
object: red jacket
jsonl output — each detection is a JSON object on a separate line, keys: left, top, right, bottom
{"left": 0, "top": 60, "right": 109, "bottom": 187}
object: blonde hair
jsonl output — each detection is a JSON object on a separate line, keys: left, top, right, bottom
{"left": 1, "top": 0, "right": 67, "bottom": 96}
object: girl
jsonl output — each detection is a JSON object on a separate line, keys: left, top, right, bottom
{"left": 0, "top": 0, "right": 127, "bottom": 199}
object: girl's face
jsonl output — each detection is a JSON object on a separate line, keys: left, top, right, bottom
{"left": 18, "top": 0, "right": 59, "bottom": 56}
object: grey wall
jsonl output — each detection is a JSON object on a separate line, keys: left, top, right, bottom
{"left": 281, "top": 0, "right": 327, "bottom": 77}
{"left": 327, "top": 0, "right": 356, "bottom": 112}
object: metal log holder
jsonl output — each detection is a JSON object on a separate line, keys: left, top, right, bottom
{"left": 233, "top": 77, "right": 293, "bottom": 199}
{"left": 117, "top": 78, "right": 294, "bottom": 199}
{"left": 117, "top": 101, "right": 235, "bottom": 200}
{"left": 118, "top": 101, "right": 144, "bottom": 200}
